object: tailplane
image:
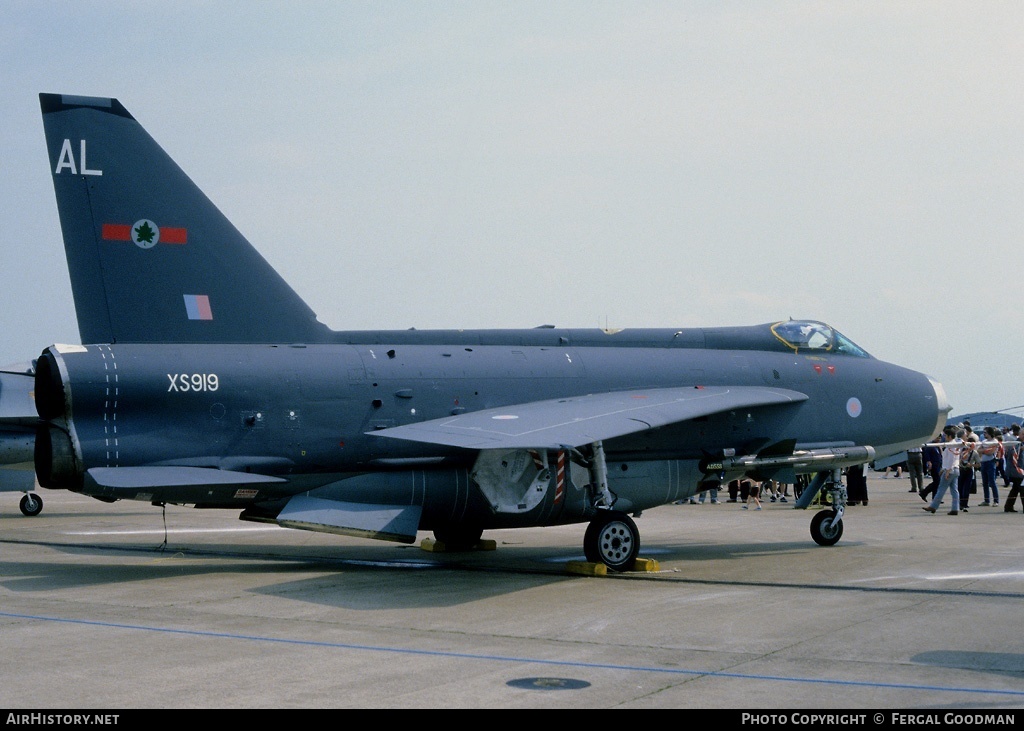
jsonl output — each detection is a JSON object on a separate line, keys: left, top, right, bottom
{"left": 39, "top": 93, "right": 331, "bottom": 344}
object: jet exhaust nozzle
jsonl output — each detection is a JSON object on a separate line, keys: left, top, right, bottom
{"left": 35, "top": 423, "right": 82, "bottom": 489}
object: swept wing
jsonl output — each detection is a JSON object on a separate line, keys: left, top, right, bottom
{"left": 371, "top": 385, "right": 809, "bottom": 450}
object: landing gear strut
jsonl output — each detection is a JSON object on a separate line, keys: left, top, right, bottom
{"left": 800, "top": 469, "right": 847, "bottom": 546}
{"left": 580, "top": 440, "right": 640, "bottom": 571}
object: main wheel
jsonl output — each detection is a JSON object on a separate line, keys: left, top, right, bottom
{"left": 584, "top": 511, "right": 639, "bottom": 572}
{"left": 810, "top": 509, "right": 843, "bottom": 546}
{"left": 433, "top": 524, "right": 483, "bottom": 551}
{"left": 20, "top": 493, "right": 43, "bottom": 517}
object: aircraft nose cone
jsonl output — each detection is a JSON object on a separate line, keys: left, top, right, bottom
{"left": 929, "top": 376, "right": 951, "bottom": 435}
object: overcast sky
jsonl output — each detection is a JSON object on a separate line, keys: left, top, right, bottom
{"left": 2, "top": 1, "right": 1022, "bottom": 417}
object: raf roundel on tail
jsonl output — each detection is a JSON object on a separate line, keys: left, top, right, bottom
{"left": 17, "top": 93, "right": 952, "bottom": 570}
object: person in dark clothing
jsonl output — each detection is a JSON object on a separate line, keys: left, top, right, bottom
{"left": 1003, "top": 425, "right": 1024, "bottom": 512}
{"left": 727, "top": 479, "right": 751, "bottom": 503}
{"left": 846, "top": 463, "right": 868, "bottom": 506}
{"left": 906, "top": 445, "right": 925, "bottom": 493}
{"left": 920, "top": 435, "right": 943, "bottom": 502}
{"left": 957, "top": 442, "right": 980, "bottom": 512}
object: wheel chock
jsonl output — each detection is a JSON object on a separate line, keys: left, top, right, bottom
{"left": 565, "top": 557, "right": 660, "bottom": 575}
{"left": 633, "top": 557, "right": 660, "bottom": 572}
{"left": 566, "top": 561, "right": 607, "bottom": 576}
{"left": 419, "top": 538, "right": 497, "bottom": 553}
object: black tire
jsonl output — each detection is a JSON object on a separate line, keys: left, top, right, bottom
{"left": 433, "top": 524, "right": 483, "bottom": 551}
{"left": 20, "top": 493, "right": 43, "bottom": 517}
{"left": 583, "top": 511, "right": 639, "bottom": 571}
{"left": 810, "top": 509, "right": 843, "bottom": 546}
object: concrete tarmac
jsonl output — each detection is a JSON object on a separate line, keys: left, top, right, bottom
{"left": 1, "top": 473, "right": 1022, "bottom": 710}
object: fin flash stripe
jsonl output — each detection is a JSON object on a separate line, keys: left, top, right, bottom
{"left": 183, "top": 294, "right": 213, "bottom": 321}
{"left": 102, "top": 223, "right": 188, "bottom": 244}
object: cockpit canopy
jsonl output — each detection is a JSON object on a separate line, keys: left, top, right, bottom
{"left": 770, "top": 320, "right": 870, "bottom": 357}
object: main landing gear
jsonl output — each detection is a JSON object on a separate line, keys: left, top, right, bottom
{"left": 583, "top": 510, "right": 639, "bottom": 572}
{"left": 578, "top": 440, "right": 641, "bottom": 572}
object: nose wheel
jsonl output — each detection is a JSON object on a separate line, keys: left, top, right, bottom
{"left": 584, "top": 510, "right": 639, "bottom": 571}
{"left": 810, "top": 509, "right": 843, "bottom": 546}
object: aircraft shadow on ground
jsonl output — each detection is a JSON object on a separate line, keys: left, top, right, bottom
{"left": 0, "top": 529, "right": 864, "bottom": 610}
{"left": 0, "top": 541, "right": 574, "bottom": 609}
{"left": 648, "top": 539, "right": 850, "bottom": 561}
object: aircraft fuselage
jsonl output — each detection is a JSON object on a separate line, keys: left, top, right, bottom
{"left": 34, "top": 325, "right": 944, "bottom": 531}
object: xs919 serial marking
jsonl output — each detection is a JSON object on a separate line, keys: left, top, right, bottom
{"left": 167, "top": 373, "right": 219, "bottom": 392}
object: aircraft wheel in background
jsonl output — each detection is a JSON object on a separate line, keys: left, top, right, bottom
{"left": 584, "top": 511, "right": 639, "bottom": 572}
{"left": 20, "top": 493, "right": 43, "bottom": 517}
{"left": 810, "top": 509, "right": 843, "bottom": 546}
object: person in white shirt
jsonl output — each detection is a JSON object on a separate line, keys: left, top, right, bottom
{"left": 924, "top": 426, "right": 968, "bottom": 516}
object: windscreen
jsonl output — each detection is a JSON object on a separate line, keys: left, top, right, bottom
{"left": 770, "top": 321, "right": 870, "bottom": 357}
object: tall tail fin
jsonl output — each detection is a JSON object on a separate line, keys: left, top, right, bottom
{"left": 39, "top": 93, "right": 331, "bottom": 345}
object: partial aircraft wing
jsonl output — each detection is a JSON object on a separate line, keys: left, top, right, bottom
{"left": 371, "top": 385, "right": 808, "bottom": 450}
{"left": 0, "top": 363, "right": 38, "bottom": 429}
{"left": 0, "top": 363, "right": 43, "bottom": 513}
{"left": 1, "top": 363, "right": 39, "bottom": 477}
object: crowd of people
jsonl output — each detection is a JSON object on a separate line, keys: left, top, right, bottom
{"left": 916, "top": 420, "right": 1024, "bottom": 515}
{"left": 674, "top": 418, "right": 1024, "bottom": 513}
{"left": 679, "top": 477, "right": 793, "bottom": 508}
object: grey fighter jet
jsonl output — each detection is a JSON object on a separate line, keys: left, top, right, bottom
{"left": 0, "top": 362, "right": 42, "bottom": 515}
{"left": 23, "top": 93, "right": 949, "bottom": 570}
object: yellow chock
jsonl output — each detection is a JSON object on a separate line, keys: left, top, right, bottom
{"left": 565, "top": 561, "right": 607, "bottom": 576}
{"left": 420, "top": 538, "right": 443, "bottom": 552}
{"left": 565, "top": 558, "right": 659, "bottom": 575}
{"left": 419, "top": 538, "right": 497, "bottom": 553}
{"left": 633, "top": 557, "right": 660, "bottom": 572}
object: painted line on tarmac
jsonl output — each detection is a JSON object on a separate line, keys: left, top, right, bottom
{"left": 922, "top": 570, "right": 1024, "bottom": 580}
{"left": 1, "top": 611, "right": 1021, "bottom": 699}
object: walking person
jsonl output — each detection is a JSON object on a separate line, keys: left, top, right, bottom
{"left": 924, "top": 425, "right": 966, "bottom": 515}
{"left": 977, "top": 426, "right": 1000, "bottom": 506}
{"left": 698, "top": 486, "right": 720, "bottom": 504}
{"left": 998, "top": 427, "right": 1011, "bottom": 487}
{"left": 920, "top": 433, "right": 944, "bottom": 502}
{"left": 1002, "top": 425, "right": 1024, "bottom": 512}
{"left": 906, "top": 445, "right": 925, "bottom": 494}
{"left": 958, "top": 440, "right": 980, "bottom": 512}
{"left": 727, "top": 479, "right": 751, "bottom": 503}
{"left": 743, "top": 480, "right": 762, "bottom": 510}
